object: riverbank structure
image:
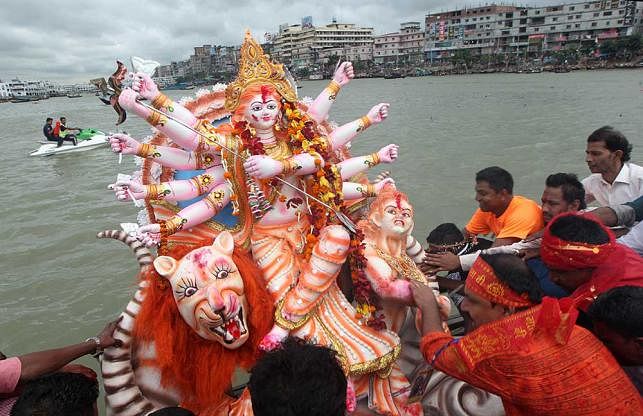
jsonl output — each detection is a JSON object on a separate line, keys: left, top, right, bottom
{"left": 425, "top": 1, "right": 643, "bottom": 63}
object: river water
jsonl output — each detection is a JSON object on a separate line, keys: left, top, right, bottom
{"left": 0, "top": 70, "right": 641, "bottom": 376}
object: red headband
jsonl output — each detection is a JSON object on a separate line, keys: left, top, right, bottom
{"left": 541, "top": 212, "right": 615, "bottom": 271}
{"left": 465, "top": 257, "right": 533, "bottom": 308}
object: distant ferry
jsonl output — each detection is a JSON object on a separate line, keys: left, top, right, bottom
{"left": 67, "top": 93, "right": 82, "bottom": 98}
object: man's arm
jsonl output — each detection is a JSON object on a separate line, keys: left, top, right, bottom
{"left": 491, "top": 237, "right": 521, "bottom": 247}
{"left": 17, "top": 319, "right": 121, "bottom": 382}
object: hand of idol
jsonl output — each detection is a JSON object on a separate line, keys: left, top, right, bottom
{"left": 375, "top": 177, "right": 396, "bottom": 192}
{"left": 130, "top": 72, "right": 159, "bottom": 101}
{"left": 243, "top": 155, "right": 283, "bottom": 180}
{"left": 110, "top": 180, "right": 145, "bottom": 202}
{"left": 367, "top": 103, "right": 390, "bottom": 125}
{"left": 136, "top": 223, "right": 161, "bottom": 247}
{"left": 109, "top": 133, "right": 140, "bottom": 155}
{"left": 377, "top": 144, "right": 399, "bottom": 164}
{"left": 333, "top": 62, "right": 354, "bottom": 87}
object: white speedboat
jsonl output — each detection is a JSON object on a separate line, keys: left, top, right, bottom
{"left": 30, "top": 134, "right": 108, "bottom": 157}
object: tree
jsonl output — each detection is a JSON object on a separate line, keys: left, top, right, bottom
{"left": 625, "top": 34, "right": 641, "bottom": 55}
{"left": 600, "top": 40, "right": 617, "bottom": 58}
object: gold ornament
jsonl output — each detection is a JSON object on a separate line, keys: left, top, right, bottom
{"left": 225, "top": 30, "right": 297, "bottom": 112}
{"left": 373, "top": 246, "right": 427, "bottom": 284}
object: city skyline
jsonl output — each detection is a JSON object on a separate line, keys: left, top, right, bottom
{"left": 2, "top": 0, "right": 583, "bottom": 83}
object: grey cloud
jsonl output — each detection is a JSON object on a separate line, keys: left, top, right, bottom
{"left": 1, "top": 0, "right": 581, "bottom": 83}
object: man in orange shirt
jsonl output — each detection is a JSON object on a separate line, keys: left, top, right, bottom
{"left": 465, "top": 166, "right": 543, "bottom": 247}
{"left": 411, "top": 254, "right": 641, "bottom": 415}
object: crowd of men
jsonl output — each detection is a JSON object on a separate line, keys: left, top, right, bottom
{"left": 2, "top": 125, "right": 642, "bottom": 415}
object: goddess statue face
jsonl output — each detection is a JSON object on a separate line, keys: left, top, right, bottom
{"left": 153, "top": 232, "right": 250, "bottom": 349}
{"left": 371, "top": 197, "right": 414, "bottom": 238}
{"left": 244, "top": 92, "right": 280, "bottom": 130}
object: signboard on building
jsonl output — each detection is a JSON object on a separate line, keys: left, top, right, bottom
{"left": 279, "top": 23, "right": 289, "bottom": 33}
{"left": 302, "top": 16, "right": 313, "bottom": 29}
{"left": 439, "top": 20, "right": 445, "bottom": 41}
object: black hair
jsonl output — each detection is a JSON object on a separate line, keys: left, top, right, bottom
{"left": 11, "top": 372, "right": 98, "bottom": 416}
{"left": 545, "top": 173, "right": 587, "bottom": 210}
{"left": 248, "top": 337, "right": 347, "bottom": 416}
{"left": 427, "top": 223, "right": 463, "bottom": 245}
{"left": 480, "top": 253, "right": 543, "bottom": 304}
{"left": 587, "top": 125, "right": 632, "bottom": 162}
{"left": 46, "top": 117, "right": 53, "bottom": 122}
{"left": 148, "top": 407, "right": 196, "bottom": 416}
{"left": 548, "top": 214, "right": 609, "bottom": 245}
{"left": 475, "top": 166, "right": 513, "bottom": 194}
{"left": 587, "top": 286, "right": 643, "bottom": 338}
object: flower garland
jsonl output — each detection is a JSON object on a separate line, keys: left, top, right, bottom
{"left": 283, "top": 101, "right": 347, "bottom": 259}
{"left": 348, "top": 230, "right": 387, "bottom": 330}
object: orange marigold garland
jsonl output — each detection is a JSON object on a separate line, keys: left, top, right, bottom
{"left": 348, "top": 229, "right": 386, "bottom": 330}
{"left": 282, "top": 101, "right": 350, "bottom": 260}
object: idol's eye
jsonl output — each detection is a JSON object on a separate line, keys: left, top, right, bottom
{"left": 267, "top": 103, "right": 277, "bottom": 110}
{"left": 212, "top": 264, "right": 235, "bottom": 279}
{"left": 251, "top": 104, "right": 262, "bottom": 112}
{"left": 386, "top": 208, "right": 396, "bottom": 215}
{"left": 176, "top": 277, "right": 198, "bottom": 300}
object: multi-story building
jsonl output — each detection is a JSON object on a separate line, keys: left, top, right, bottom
{"left": 425, "top": 1, "right": 642, "bottom": 62}
{"left": 272, "top": 21, "right": 373, "bottom": 69}
{"left": 190, "top": 45, "right": 213, "bottom": 76}
{"left": 374, "top": 22, "right": 424, "bottom": 65}
{"left": 425, "top": 4, "right": 518, "bottom": 62}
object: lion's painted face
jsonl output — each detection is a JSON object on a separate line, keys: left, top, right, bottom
{"left": 154, "top": 232, "right": 250, "bottom": 349}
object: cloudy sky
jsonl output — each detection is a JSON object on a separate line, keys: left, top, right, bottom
{"left": 2, "top": 0, "right": 577, "bottom": 83}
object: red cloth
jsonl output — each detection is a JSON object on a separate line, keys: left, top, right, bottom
{"left": 567, "top": 243, "right": 643, "bottom": 312}
{"left": 541, "top": 212, "right": 616, "bottom": 271}
{"left": 53, "top": 121, "right": 61, "bottom": 137}
{"left": 466, "top": 257, "right": 533, "bottom": 308}
{"left": 420, "top": 305, "right": 643, "bottom": 415}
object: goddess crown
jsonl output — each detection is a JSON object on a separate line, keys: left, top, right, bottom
{"left": 225, "top": 31, "right": 297, "bottom": 111}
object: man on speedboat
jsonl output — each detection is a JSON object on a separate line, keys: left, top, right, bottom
{"left": 42, "top": 117, "right": 56, "bottom": 143}
{"left": 53, "top": 116, "right": 79, "bottom": 147}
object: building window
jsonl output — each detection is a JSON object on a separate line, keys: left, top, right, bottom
{"left": 576, "top": 14, "right": 581, "bottom": 18}
{"left": 553, "top": 17, "right": 558, "bottom": 21}
{"left": 605, "top": 21, "right": 610, "bottom": 25}
{"left": 569, "top": 6, "right": 575, "bottom": 10}
{"left": 575, "top": 23, "right": 581, "bottom": 28}
{"left": 591, "top": 22, "right": 597, "bottom": 27}
{"left": 568, "top": 15, "right": 573, "bottom": 20}
{"left": 566, "top": 24, "right": 572, "bottom": 28}
{"left": 603, "top": 11, "right": 612, "bottom": 16}
{"left": 593, "top": 12, "right": 599, "bottom": 17}
{"left": 550, "top": 26, "right": 556, "bottom": 30}
{"left": 534, "top": 27, "right": 540, "bottom": 32}
{"left": 584, "top": 4, "right": 589, "bottom": 8}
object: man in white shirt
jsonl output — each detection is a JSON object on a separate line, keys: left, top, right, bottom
{"left": 582, "top": 126, "right": 643, "bottom": 206}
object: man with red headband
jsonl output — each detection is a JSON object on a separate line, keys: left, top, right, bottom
{"left": 411, "top": 253, "right": 641, "bottom": 415}
{"left": 540, "top": 212, "right": 643, "bottom": 312}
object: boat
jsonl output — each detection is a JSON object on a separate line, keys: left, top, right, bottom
{"left": 67, "top": 93, "right": 82, "bottom": 98}
{"left": 11, "top": 96, "right": 35, "bottom": 103}
{"left": 30, "top": 129, "right": 108, "bottom": 157}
